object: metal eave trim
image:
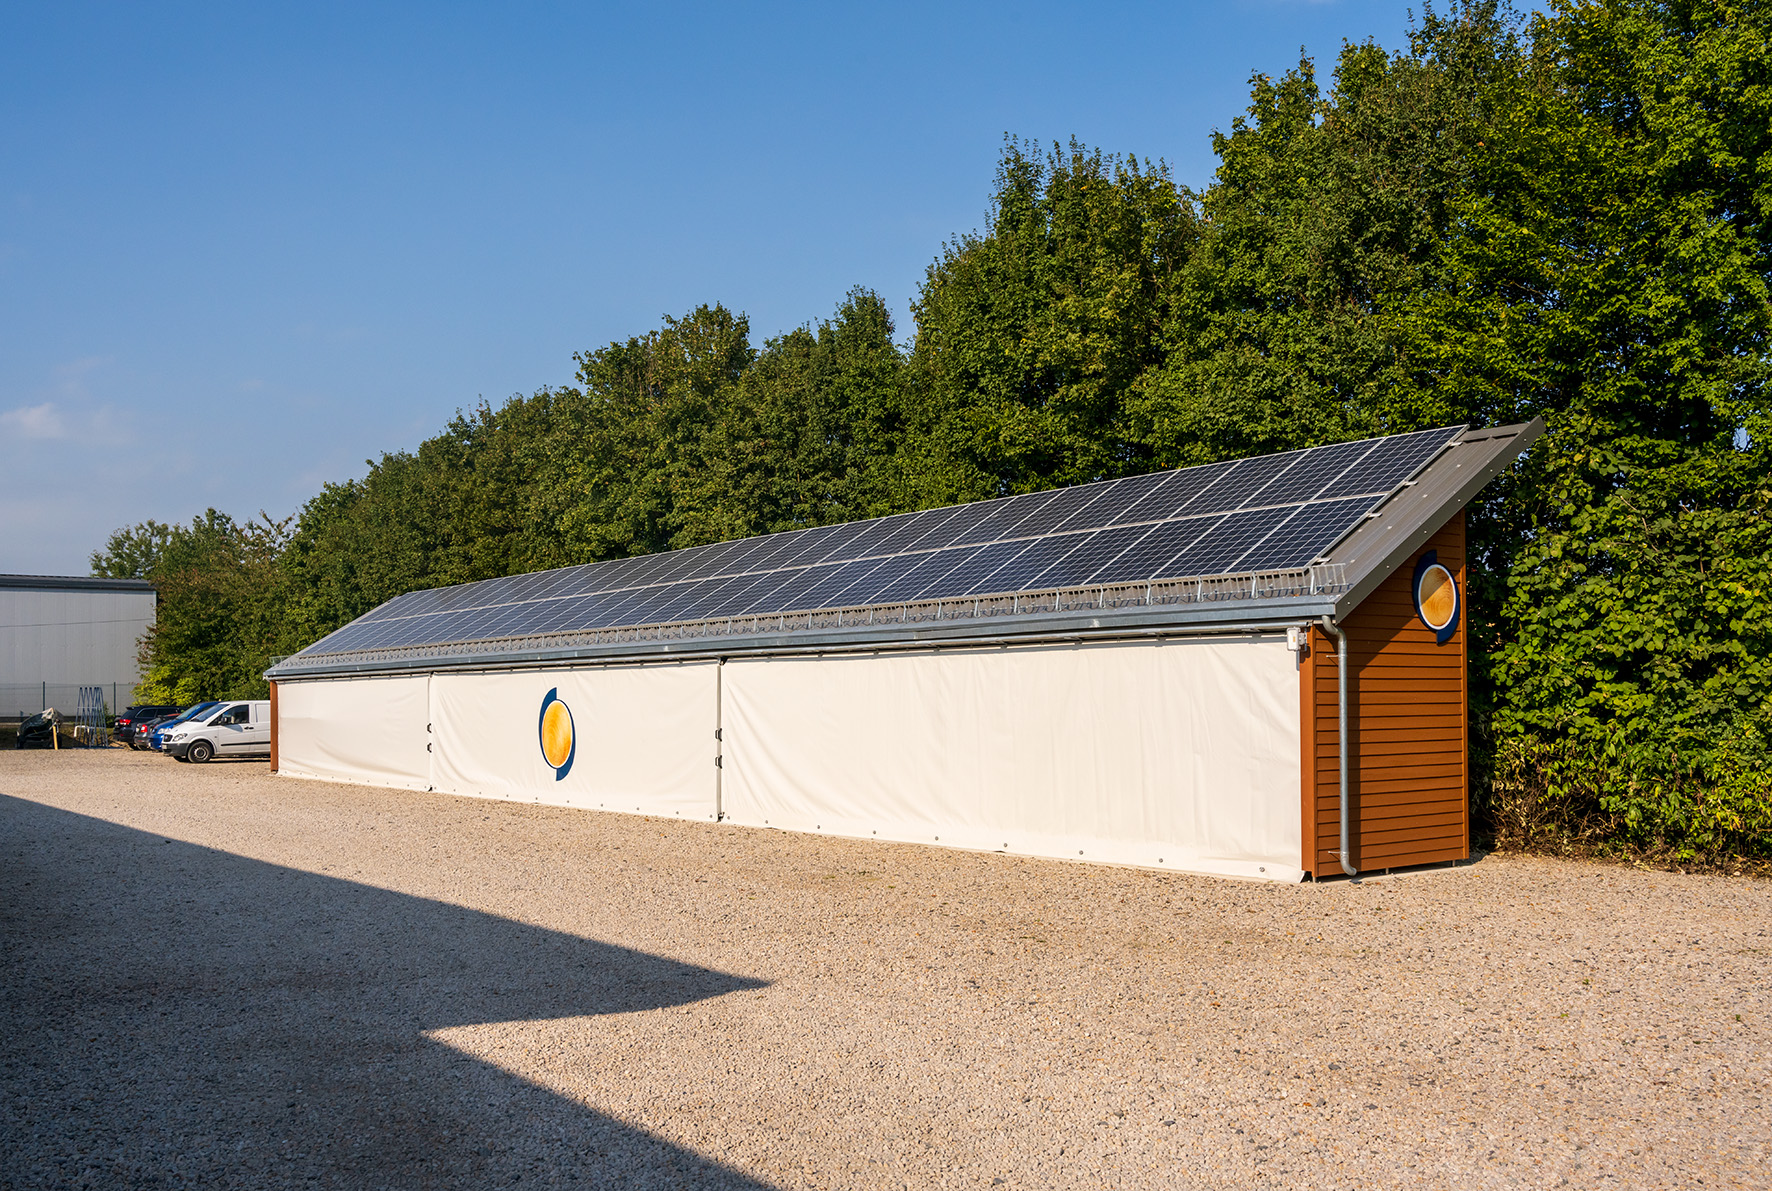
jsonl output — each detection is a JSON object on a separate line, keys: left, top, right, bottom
{"left": 264, "top": 593, "right": 1339, "bottom": 680}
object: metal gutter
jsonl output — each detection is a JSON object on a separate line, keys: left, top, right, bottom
{"left": 1318, "top": 616, "right": 1357, "bottom": 878}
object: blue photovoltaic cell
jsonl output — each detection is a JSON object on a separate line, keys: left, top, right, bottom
{"left": 1246, "top": 439, "right": 1376, "bottom": 507}
{"left": 802, "top": 518, "right": 886, "bottom": 565}
{"left": 665, "top": 539, "right": 747, "bottom": 583}
{"left": 833, "top": 510, "right": 928, "bottom": 561}
{"left": 653, "top": 577, "right": 739, "bottom": 624}
{"left": 758, "top": 523, "right": 840, "bottom": 570}
{"left": 587, "top": 555, "right": 651, "bottom": 591}
{"left": 1178, "top": 454, "right": 1303, "bottom": 516}
{"left": 902, "top": 501, "right": 999, "bottom": 552}
{"left": 855, "top": 549, "right": 970, "bottom": 605}
{"left": 584, "top": 585, "right": 669, "bottom": 629}
{"left": 1232, "top": 495, "right": 1378, "bottom": 572}
{"left": 948, "top": 489, "right": 1061, "bottom": 547}
{"left": 1003, "top": 481, "right": 1117, "bottom": 540}
{"left": 1161, "top": 508, "right": 1292, "bottom": 578}
{"left": 1085, "top": 518, "right": 1218, "bottom": 587}
{"left": 741, "top": 565, "right": 833, "bottom": 616}
{"left": 874, "top": 506, "right": 966, "bottom": 557}
{"left": 701, "top": 572, "right": 789, "bottom": 619}
{"left": 1048, "top": 472, "right": 1160, "bottom": 533}
{"left": 1021, "top": 524, "right": 1154, "bottom": 590}
{"left": 1101, "top": 463, "right": 1236, "bottom": 526}
{"left": 1318, "top": 427, "right": 1459, "bottom": 500}
{"left": 917, "top": 540, "right": 1034, "bottom": 600}
{"left": 970, "top": 531, "right": 1092, "bottom": 594}
{"left": 798, "top": 558, "right": 891, "bottom": 609}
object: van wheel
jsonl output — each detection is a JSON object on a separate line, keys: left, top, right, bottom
{"left": 188, "top": 740, "right": 214, "bottom": 764}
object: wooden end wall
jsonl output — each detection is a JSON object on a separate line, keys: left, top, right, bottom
{"left": 1301, "top": 513, "right": 1469, "bottom": 877}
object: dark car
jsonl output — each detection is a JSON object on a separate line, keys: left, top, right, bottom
{"left": 130, "top": 715, "right": 172, "bottom": 749}
{"left": 116, "top": 704, "right": 181, "bottom": 749}
{"left": 149, "top": 703, "right": 219, "bottom": 752}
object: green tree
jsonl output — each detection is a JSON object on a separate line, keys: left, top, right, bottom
{"left": 907, "top": 138, "right": 1198, "bottom": 503}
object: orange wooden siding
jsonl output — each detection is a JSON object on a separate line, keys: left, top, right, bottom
{"left": 1302, "top": 513, "right": 1469, "bottom": 877}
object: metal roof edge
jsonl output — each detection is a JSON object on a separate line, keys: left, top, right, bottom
{"left": 0, "top": 573, "right": 157, "bottom": 594}
{"left": 1326, "top": 416, "right": 1545, "bottom": 618}
{"left": 265, "top": 593, "right": 1339, "bottom": 680}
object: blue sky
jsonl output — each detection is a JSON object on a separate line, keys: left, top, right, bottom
{"left": 1, "top": 0, "right": 1421, "bottom": 574}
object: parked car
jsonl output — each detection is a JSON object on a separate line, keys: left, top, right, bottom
{"left": 115, "top": 704, "right": 181, "bottom": 749}
{"left": 131, "top": 715, "right": 174, "bottom": 749}
{"left": 148, "top": 703, "right": 220, "bottom": 752}
{"left": 164, "top": 700, "right": 272, "bottom": 763}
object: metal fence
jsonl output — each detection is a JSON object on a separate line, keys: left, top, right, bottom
{"left": 0, "top": 682, "right": 132, "bottom": 725}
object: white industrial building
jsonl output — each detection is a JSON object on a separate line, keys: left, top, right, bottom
{"left": 0, "top": 574, "right": 157, "bottom": 716}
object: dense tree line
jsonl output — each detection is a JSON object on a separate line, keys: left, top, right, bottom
{"left": 96, "top": 0, "right": 1772, "bottom": 863}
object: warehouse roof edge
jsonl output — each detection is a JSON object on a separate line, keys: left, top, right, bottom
{"left": 267, "top": 418, "right": 1543, "bottom": 680}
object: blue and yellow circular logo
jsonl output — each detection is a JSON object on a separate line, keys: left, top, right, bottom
{"left": 538, "top": 687, "right": 575, "bottom": 781}
{"left": 1412, "top": 551, "right": 1460, "bottom": 645}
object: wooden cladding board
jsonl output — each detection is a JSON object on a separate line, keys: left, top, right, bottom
{"left": 1302, "top": 513, "right": 1469, "bottom": 877}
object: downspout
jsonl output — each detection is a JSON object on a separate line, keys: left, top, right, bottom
{"left": 1318, "top": 616, "right": 1357, "bottom": 878}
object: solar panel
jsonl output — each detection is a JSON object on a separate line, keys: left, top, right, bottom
{"left": 971, "top": 530, "right": 1092, "bottom": 593}
{"left": 917, "top": 539, "right": 1033, "bottom": 599}
{"left": 800, "top": 518, "right": 884, "bottom": 566}
{"left": 1101, "top": 463, "right": 1234, "bottom": 527}
{"left": 1178, "top": 453, "right": 1301, "bottom": 516}
{"left": 1162, "top": 507, "right": 1294, "bottom": 578}
{"left": 289, "top": 425, "right": 1468, "bottom": 657}
{"left": 949, "top": 489, "right": 1061, "bottom": 547}
{"left": 856, "top": 548, "right": 970, "bottom": 605}
{"left": 997, "top": 481, "right": 1105, "bottom": 539}
{"left": 1246, "top": 439, "right": 1375, "bottom": 506}
{"left": 1086, "top": 518, "right": 1217, "bottom": 587}
{"left": 741, "top": 564, "right": 832, "bottom": 616}
{"left": 1318, "top": 428, "right": 1454, "bottom": 499}
{"left": 1233, "top": 495, "right": 1378, "bottom": 572}
{"left": 1020, "top": 524, "right": 1154, "bottom": 591}
{"left": 903, "top": 501, "right": 999, "bottom": 552}
{"left": 799, "top": 557, "right": 891, "bottom": 609}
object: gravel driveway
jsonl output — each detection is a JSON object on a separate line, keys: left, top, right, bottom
{"left": 2, "top": 749, "right": 1768, "bottom": 1189}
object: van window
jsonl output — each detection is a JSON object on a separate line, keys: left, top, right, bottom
{"left": 215, "top": 704, "right": 249, "bottom": 726}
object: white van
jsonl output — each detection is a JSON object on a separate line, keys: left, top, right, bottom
{"left": 164, "top": 700, "right": 272, "bottom": 763}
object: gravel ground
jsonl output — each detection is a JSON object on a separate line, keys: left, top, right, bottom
{"left": 2, "top": 749, "right": 1768, "bottom": 1190}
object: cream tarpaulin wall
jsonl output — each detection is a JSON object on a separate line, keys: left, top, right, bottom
{"left": 277, "top": 674, "right": 432, "bottom": 791}
{"left": 428, "top": 662, "right": 718, "bottom": 819}
{"left": 720, "top": 636, "right": 1303, "bottom": 880}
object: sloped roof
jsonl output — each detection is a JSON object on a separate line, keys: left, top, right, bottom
{"left": 268, "top": 419, "right": 1541, "bottom": 679}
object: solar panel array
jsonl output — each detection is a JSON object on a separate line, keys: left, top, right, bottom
{"left": 294, "top": 425, "right": 1463, "bottom": 658}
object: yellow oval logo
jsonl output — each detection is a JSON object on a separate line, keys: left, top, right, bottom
{"left": 1411, "top": 552, "right": 1459, "bottom": 645}
{"left": 537, "top": 688, "right": 574, "bottom": 780}
{"left": 1418, "top": 565, "right": 1455, "bottom": 629}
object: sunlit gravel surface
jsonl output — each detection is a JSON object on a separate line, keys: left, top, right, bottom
{"left": 3, "top": 748, "right": 1768, "bottom": 1189}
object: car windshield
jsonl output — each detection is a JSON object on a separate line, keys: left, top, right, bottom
{"left": 166, "top": 702, "right": 219, "bottom": 726}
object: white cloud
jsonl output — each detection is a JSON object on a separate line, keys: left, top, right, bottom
{"left": 0, "top": 402, "right": 67, "bottom": 440}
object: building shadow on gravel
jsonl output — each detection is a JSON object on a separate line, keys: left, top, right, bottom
{"left": 0, "top": 795, "right": 775, "bottom": 1190}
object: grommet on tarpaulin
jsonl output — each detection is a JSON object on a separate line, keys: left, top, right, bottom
{"left": 1412, "top": 550, "right": 1460, "bottom": 645}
